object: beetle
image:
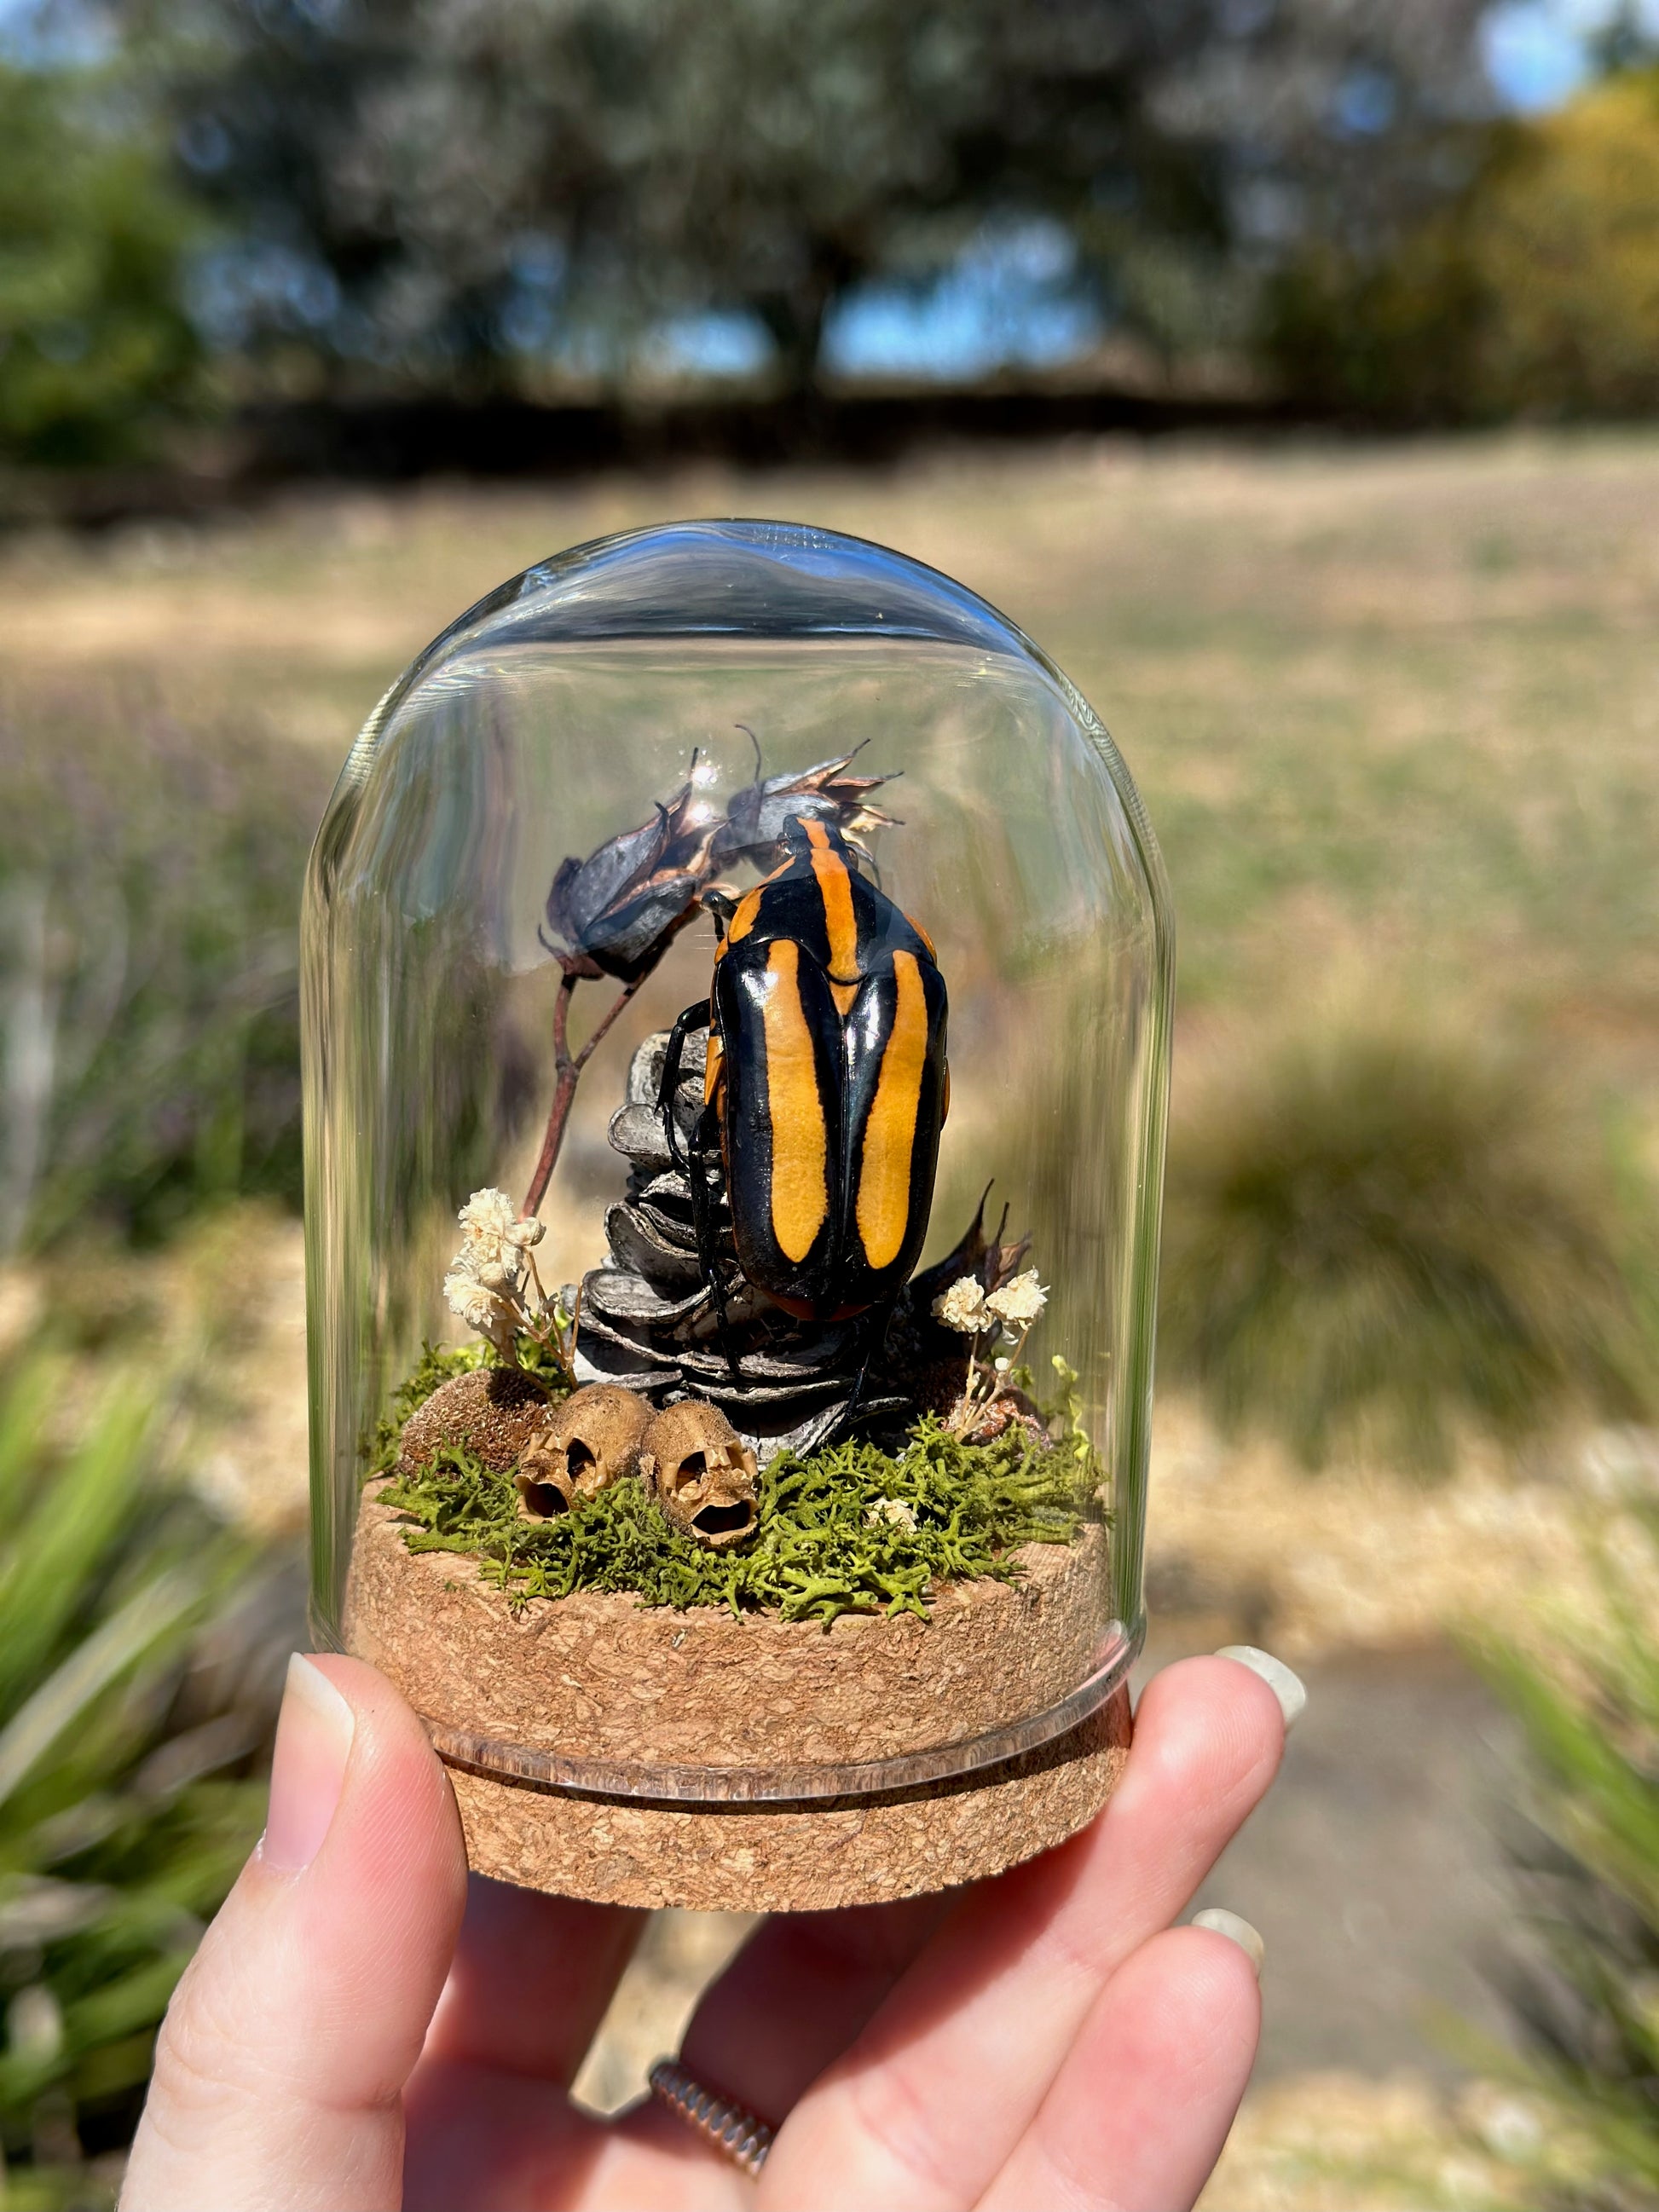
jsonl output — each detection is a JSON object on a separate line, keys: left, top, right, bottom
{"left": 659, "top": 811, "right": 949, "bottom": 1356}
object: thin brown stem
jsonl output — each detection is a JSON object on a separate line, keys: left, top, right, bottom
{"left": 523, "top": 965, "right": 649, "bottom": 1218}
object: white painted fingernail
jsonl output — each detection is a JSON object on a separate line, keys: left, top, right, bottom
{"left": 1193, "top": 1908, "right": 1266, "bottom": 1976}
{"left": 1215, "top": 1645, "right": 1306, "bottom": 1733}
{"left": 262, "top": 1655, "right": 356, "bottom": 1872}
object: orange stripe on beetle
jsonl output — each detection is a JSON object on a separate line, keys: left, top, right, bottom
{"left": 805, "top": 817, "right": 860, "bottom": 982}
{"left": 725, "top": 887, "right": 764, "bottom": 944}
{"left": 724, "top": 852, "right": 793, "bottom": 949}
{"left": 857, "top": 950, "right": 929, "bottom": 1272}
{"left": 759, "top": 940, "right": 829, "bottom": 1264}
{"left": 703, "top": 1028, "right": 725, "bottom": 1107}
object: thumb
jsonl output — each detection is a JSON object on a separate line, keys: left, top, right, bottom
{"left": 122, "top": 1655, "right": 468, "bottom": 2212}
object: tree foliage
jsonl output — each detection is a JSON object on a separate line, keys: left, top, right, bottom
{"left": 140, "top": 0, "right": 1489, "bottom": 396}
{"left": 1263, "top": 65, "right": 1659, "bottom": 420}
{"left": 0, "top": 63, "right": 201, "bottom": 465}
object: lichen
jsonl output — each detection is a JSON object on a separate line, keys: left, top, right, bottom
{"left": 378, "top": 1413, "right": 1100, "bottom": 1626}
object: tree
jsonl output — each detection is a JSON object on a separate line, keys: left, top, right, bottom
{"left": 140, "top": 0, "right": 1490, "bottom": 400}
{"left": 0, "top": 61, "right": 202, "bottom": 464}
{"left": 1262, "top": 64, "right": 1659, "bottom": 420}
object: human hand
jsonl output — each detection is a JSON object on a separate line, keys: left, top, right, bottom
{"left": 121, "top": 1646, "right": 1295, "bottom": 2211}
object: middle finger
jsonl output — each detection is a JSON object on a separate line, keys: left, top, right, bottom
{"left": 760, "top": 1654, "right": 1287, "bottom": 2210}
{"left": 421, "top": 1871, "right": 647, "bottom": 2084}
{"left": 678, "top": 1892, "right": 955, "bottom": 2122}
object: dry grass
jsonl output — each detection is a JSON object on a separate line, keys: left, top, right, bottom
{"left": 7, "top": 430, "right": 1658, "bottom": 1051}
{"left": 1197, "top": 2071, "right": 1540, "bottom": 2210}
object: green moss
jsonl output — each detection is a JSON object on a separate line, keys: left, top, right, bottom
{"left": 379, "top": 1414, "right": 1098, "bottom": 1625}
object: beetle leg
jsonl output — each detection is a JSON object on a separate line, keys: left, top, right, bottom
{"left": 659, "top": 1001, "right": 713, "bottom": 1170}
{"left": 686, "top": 1103, "right": 743, "bottom": 1382}
{"left": 839, "top": 1300, "right": 896, "bottom": 1439}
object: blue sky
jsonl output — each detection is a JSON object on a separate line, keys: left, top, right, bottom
{"left": 1482, "top": 0, "right": 1659, "bottom": 106}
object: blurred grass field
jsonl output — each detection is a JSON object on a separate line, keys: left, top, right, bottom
{"left": 9, "top": 427, "right": 1659, "bottom": 1044}
{"left": 4, "top": 430, "right": 1659, "bottom": 2203}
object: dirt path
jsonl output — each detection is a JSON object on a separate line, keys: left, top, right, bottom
{"left": 1164, "top": 1637, "right": 1519, "bottom": 2082}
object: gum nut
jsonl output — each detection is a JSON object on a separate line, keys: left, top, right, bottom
{"left": 515, "top": 1383, "right": 653, "bottom": 1517}
{"left": 398, "top": 1366, "right": 551, "bottom": 1476}
{"left": 639, "top": 1400, "right": 760, "bottom": 1550}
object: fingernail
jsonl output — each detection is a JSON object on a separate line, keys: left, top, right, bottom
{"left": 1192, "top": 1908, "right": 1266, "bottom": 1976}
{"left": 1215, "top": 1644, "right": 1307, "bottom": 1733}
{"left": 262, "top": 1655, "right": 356, "bottom": 1872}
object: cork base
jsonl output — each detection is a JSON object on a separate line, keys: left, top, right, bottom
{"left": 446, "top": 1693, "right": 1130, "bottom": 1909}
{"left": 343, "top": 1481, "right": 1132, "bottom": 1909}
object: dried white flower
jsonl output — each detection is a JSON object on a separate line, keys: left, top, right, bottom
{"left": 932, "top": 1275, "right": 993, "bottom": 1333}
{"left": 443, "top": 1268, "right": 498, "bottom": 1332}
{"left": 866, "top": 1497, "right": 918, "bottom": 1532}
{"left": 453, "top": 1188, "right": 545, "bottom": 1304}
{"left": 458, "top": 1187, "right": 518, "bottom": 1241}
{"left": 985, "top": 1269, "right": 1048, "bottom": 1328}
{"left": 443, "top": 1267, "right": 517, "bottom": 1351}
{"left": 469, "top": 1245, "right": 525, "bottom": 1296}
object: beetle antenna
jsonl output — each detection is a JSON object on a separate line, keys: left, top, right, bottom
{"left": 702, "top": 886, "right": 736, "bottom": 942}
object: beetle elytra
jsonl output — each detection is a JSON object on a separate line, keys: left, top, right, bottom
{"left": 660, "top": 812, "right": 949, "bottom": 1347}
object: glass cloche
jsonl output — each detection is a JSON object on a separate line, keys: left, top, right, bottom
{"left": 302, "top": 520, "right": 1172, "bottom": 1910}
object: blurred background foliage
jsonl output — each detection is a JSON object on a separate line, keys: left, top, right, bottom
{"left": 0, "top": 683, "right": 312, "bottom": 1258}
{"left": 3, "top": 0, "right": 1656, "bottom": 445}
{"left": 126, "top": 0, "right": 1484, "bottom": 403}
{"left": 0, "top": 60, "right": 201, "bottom": 466}
{"left": 1470, "top": 1512, "right": 1659, "bottom": 2208}
{"left": 0, "top": 1351, "right": 288, "bottom": 2210}
{"left": 1263, "top": 64, "right": 1659, "bottom": 420}
{"left": 1159, "top": 1016, "right": 1657, "bottom": 1471}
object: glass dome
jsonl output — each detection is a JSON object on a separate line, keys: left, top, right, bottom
{"left": 303, "top": 518, "right": 1172, "bottom": 1825}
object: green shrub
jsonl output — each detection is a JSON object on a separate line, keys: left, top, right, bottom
{"left": 0, "top": 683, "right": 316, "bottom": 1256}
{"left": 1159, "top": 1019, "right": 1655, "bottom": 1469}
{"left": 1261, "top": 69, "right": 1659, "bottom": 423}
{"left": 0, "top": 1351, "right": 275, "bottom": 2204}
{"left": 1471, "top": 1514, "right": 1659, "bottom": 2207}
{"left": 0, "top": 66, "right": 203, "bottom": 467}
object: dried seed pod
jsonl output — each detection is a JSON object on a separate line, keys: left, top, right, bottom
{"left": 956, "top": 1387, "right": 1049, "bottom": 1451}
{"left": 516, "top": 1384, "right": 652, "bottom": 1518}
{"left": 399, "top": 1366, "right": 551, "bottom": 1475}
{"left": 639, "top": 1401, "right": 759, "bottom": 1550}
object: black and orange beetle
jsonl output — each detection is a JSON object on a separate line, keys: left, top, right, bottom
{"left": 659, "top": 812, "right": 949, "bottom": 1356}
